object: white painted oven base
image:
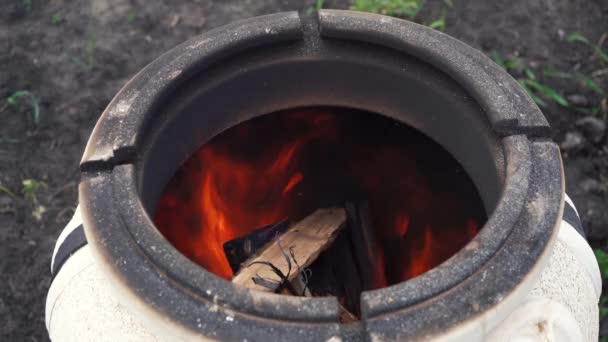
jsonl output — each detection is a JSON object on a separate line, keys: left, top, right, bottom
{"left": 46, "top": 198, "right": 601, "bottom": 341}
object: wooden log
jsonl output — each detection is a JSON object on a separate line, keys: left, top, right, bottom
{"left": 345, "top": 200, "right": 379, "bottom": 290}
{"left": 291, "top": 266, "right": 358, "bottom": 323}
{"left": 290, "top": 272, "right": 312, "bottom": 296}
{"left": 329, "top": 231, "right": 362, "bottom": 315}
{"left": 339, "top": 305, "right": 358, "bottom": 323}
{"left": 232, "top": 208, "right": 347, "bottom": 292}
{"left": 305, "top": 231, "right": 361, "bottom": 304}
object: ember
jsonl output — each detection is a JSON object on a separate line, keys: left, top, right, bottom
{"left": 154, "top": 107, "right": 486, "bottom": 289}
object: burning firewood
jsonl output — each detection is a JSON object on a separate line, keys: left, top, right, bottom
{"left": 231, "top": 208, "right": 347, "bottom": 293}
{"left": 223, "top": 220, "right": 290, "bottom": 273}
{"left": 299, "top": 201, "right": 378, "bottom": 315}
{"left": 339, "top": 305, "right": 358, "bottom": 323}
{"left": 228, "top": 204, "right": 377, "bottom": 323}
{"left": 345, "top": 200, "right": 379, "bottom": 291}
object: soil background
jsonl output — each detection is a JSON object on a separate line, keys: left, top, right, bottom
{"left": 1, "top": 0, "right": 607, "bottom": 341}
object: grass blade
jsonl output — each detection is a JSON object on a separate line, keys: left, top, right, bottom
{"left": 492, "top": 52, "right": 505, "bottom": 69}
{"left": 543, "top": 68, "right": 572, "bottom": 79}
{"left": 578, "top": 75, "right": 605, "bottom": 95}
{"left": 0, "top": 184, "right": 17, "bottom": 199}
{"left": 6, "top": 90, "right": 40, "bottom": 125}
{"left": 429, "top": 11, "right": 446, "bottom": 32}
{"left": 523, "top": 79, "right": 569, "bottom": 107}
{"left": 524, "top": 67, "right": 536, "bottom": 81}
{"left": 566, "top": 33, "right": 590, "bottom": 44}
{"left": 567, "top": 32, "right": 608, "bottom": 64}
{"left": 519, "top": 81, "right": 547, "bottom": 107}
{"left": 351, "top": 0, "right": 425, "bottom": 19}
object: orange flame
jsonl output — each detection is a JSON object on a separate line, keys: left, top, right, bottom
{"left": 154, "top": 108, "right": 484, "bottom": 287}
{"left": 283, "top": 172, "right": 304, "bottom": 194}
{"left": 396, "top": 214, "right": 410, "bottom": 239}
{"left": 407, "top": 228, "right": 434, "bottom": 278}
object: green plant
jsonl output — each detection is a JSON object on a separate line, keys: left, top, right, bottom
{"left": 428, "top": 10, "right": 446, "bottom": 32}
{"left": 519, "top": 77, "right": 569, "bottom": 108}
{"left": 22, "top": 179, "right": 46, "bottom": 202}
{"left": 579, "top": 75, "right": 605, "bottom": 95}
{"left": 541, "top": 68, "right": 571, "bottom": 79}
{"left": 5, "top": 90, "right": 40, "bottom": 125}
{"left": 491, "top": 52, "right": 522, "bottom": 71}
{"left": 601, "top": 296, "right": 608, "bottom": 320}
{"left": 567, "top": 33, "right": 608, "bottom": 64}
{"left": 0, "top": 184, "right": 17, "bottom": 199}
{"left": 542, "top": 67, "right": 607, "bottom": 118}
{"left": 544, "top": 70, "right": 605, "bottom": 95}
{"left": 595, "top": 249, "right": 608, "bottom": 319}
{"left": 86, "top": 36, "right": 96, "bottom": 68}
{"left": 51, "top": 13, "right": 62, "bottom": 25}
{"left": 594, "top": 248, "right": 608, "bottom": 277}
{"left": 305, "top": 0, "right": 324, "bottom": 15}
{"left": 127, "top": 12, "right": 137, "bottom": 24}
{"left": 492, "top": 53, "right": 568, "bottom": 108}
{"left": 351, "top": 0, "right": 424, "bottom": 19}
{"left": 22, "top": 178, "right": 47, "bottom": 221}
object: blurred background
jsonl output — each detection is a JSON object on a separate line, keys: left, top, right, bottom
{"left": 1, "top": 0, "right": 607, "bottom": 341}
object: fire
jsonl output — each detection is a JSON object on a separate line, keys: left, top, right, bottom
{"left": 283, "top": 172, "right": 303, "bottom": 194}
{"left": 158, "top": 142, "right": 304, "bottom": 279}
{"left": 396, "top": 215, "right": 410, "bottom": 238}
{"left": 154, "top": 108, "right": 485, "bottom": 287}
{"left": 407, "top": 228, "right": 434, "bottom": 278}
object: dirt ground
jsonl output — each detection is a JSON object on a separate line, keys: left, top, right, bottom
{"left": 1, "top": 0, "right": 607, "bottom": 341}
